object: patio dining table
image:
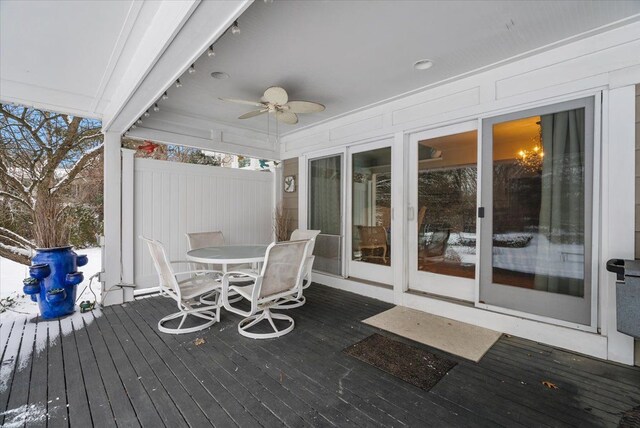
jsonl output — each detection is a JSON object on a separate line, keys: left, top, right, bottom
{"left": 186, "top": 244, "right": 269, "bottom": 273}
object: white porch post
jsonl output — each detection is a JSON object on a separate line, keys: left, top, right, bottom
{"left": 602, "top": 86, "right": 636, "bottom": 364}
{"left": 121, "top": 148, "right": 136, "bottom": 301}
{"left": 102, "top": 131, "right": 123, "bottom": 306}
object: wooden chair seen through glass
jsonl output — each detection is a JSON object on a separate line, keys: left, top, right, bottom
{"left": 352, "top": 147, "right": 392, "bottom": 266}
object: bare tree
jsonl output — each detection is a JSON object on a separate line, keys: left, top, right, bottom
{"left": 0, "top": 104, "right": 103, "bottom": 264}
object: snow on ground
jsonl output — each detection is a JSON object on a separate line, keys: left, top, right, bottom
{"left": 0, "top": 403, "right": 47, "bottom": 427}
{"left": 0, "top": 247, "right": 102, "bottom": 318}
{"left": 0, "top": 249, "right": 103, "bottom": 396}
{"left": 445, "top": 232, "right": 584, "bottom": 278}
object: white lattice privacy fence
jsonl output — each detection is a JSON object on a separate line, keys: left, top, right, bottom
{"left": 131, "top": 158, "right": 274, "bottom": 290}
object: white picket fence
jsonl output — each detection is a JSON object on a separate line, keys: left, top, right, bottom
{"left": 129, "top": 157, "right": 274, "bottom": 290}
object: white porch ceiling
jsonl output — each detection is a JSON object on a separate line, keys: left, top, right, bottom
{"left": 151, "top": 0, "right": 640, "bottom": 136}
{"left": 0, "top": 0, "right": 162, "bottom": 118}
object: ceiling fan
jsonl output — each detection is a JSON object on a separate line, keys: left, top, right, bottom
{"left": 219, "top": 86, "right": 325, "bottom": 125}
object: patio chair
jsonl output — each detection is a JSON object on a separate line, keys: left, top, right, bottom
{"left": 221, "top": 240, "right": 311, "bottom": 339}
{"left": 186, "top": 231, "right": 245, "bottom": 304}
{"left": 141, "top": 236, "right": 222, "bottom": 334}
{"left": 186, "top": 231, "right": 225, "bottom": 270}
{"left": 357, "top": 225, "right": 388, "bottom": 262}
{"left": 273, "top": 229, "right": 320, "bottom": 309}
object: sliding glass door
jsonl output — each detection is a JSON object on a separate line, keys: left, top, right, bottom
{"left": 308, "top": 154, "right": 344, "bottom": 276}
{"left": 408, "top": 122, "right": 478, "bottom": 301}
{"left": 347, "top": 140, "right": 393, "bottom": 284}
{"left": 479, "top": 97, "right": 595, "bottom": 327}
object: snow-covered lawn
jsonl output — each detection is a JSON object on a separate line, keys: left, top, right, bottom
{"left": 0, "top": 247, "right": 102, "bottom": 319}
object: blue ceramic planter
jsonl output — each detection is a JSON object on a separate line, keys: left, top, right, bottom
{"left": 24, "top": 246, "right": 87, "bottom": 319}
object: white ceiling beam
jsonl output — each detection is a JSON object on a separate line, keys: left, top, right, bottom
{"left": 88, "top": 0, "right": 145, "bottom": 113}
{"left": 102, "top": 0, "right": 252, "bottom": 134}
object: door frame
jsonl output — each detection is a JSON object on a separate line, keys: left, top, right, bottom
{"left": 476, "top": 96, "right": 599, "bottom": 331}
{"left": 303, "top": 147, "right": 348, "bottom": 278}
{"left": 407, "top": 120, "right": 479, "bottom": 301}
{"left": 346, "top": 138, "right": 394, "bottom": 284}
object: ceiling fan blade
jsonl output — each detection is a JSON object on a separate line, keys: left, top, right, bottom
{"left": 263, "top": 86, "right": 288, "bottom": 105}
{"left": 219, "top": 97, "right": 263, "bottom": 107}
{"left": 286, "top": 101, "right": 325, "bottom": 114}
{"left": 276, "top": 111, "right": 298, "bottom": 125}
{"left": 238, "top": 109, "right": 268, "bottom": 119}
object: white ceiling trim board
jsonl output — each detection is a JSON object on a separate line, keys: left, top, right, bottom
{"left": 89, "top": 0, "right": 145, "bottom": 113}
{"left": 104, "top": 0, "right": 253, "bottom": 134}
{"left": 101, "top": 0, "right": 201, "bottom": 131}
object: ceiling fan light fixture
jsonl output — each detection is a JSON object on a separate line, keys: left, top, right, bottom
{"left": 211, "top": 71, "right": 230, "bottom": 80}
{"left": 143, "top": 110, "right": 150, "bottom": 117}
{"left": 175, "top": 79, "right": 182, "bottom": 88}
{"left": 207, "top": 45, "right": 216, "bottom": 57}
{"left": 231, "top": 20, "right": 240, "bottom": 35}
{"left": 414, "top": 59, "right": 434, "bottom": 70}
{"left": 161, "top": 91, "right": 169, "bottom": 100}
{"left": 153, "top": 103, "right": 160, "bottom": 112}
{"left": 188, "top": 64, "right": 196, "bottom": 74}
{"left": 136, "top": 118, "right": 143, "bottom": 124}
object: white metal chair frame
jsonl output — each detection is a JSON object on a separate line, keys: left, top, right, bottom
{"left": 141, "top": 236, "right": 222, "bottom": 334}
{"left": 185, "top": 231, "right": 245, "bottom": 305}
{"left": 221, "top": 240, "right": 311, "bottom": 339}
{"left": 273, "top": 229, "right": 320, "bottom": 310}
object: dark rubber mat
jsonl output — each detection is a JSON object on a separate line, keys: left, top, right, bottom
{"left": 344, "top": 333, "right": 457, "bottom": 391}
{"left": 619, "top": 405, "right": 640, "bottom": 427}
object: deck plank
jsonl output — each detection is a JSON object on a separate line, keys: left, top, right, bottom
{"left": 26, "top": 317, "right": 48, "bottom": 428}
{"left": 82, "top": 311, "right": 140, "bottom": 428}
{"left": 109, "top": 305, "right": 214, "bottom": 428}
{"left": 130, "top": 299, "right": 274, "bottom": 428}
{"left": 1, "top": 284, "right": 639, "bottom": 428}
{"left": 104, "top": 306, "right": 189, "bottom": 427}
{"left": 4, "top": 318, "right": 37, "bottom": 425}
{"left": 92, "top": 310, "right": 166, "bottom": 428}
{"left": 116, "top": 301, "right": 243, "bottom": 428}
{"left": 72, "top": 314, "right": 116, "bottom": 428}
{"left": 0, "top": 316, "right": 27, "bottom": 427}
{"left": 59, "top": 316, "right": 93, "bottom": 428}
{"left": 46, "top": 319, "right": 69, "bottom": 428}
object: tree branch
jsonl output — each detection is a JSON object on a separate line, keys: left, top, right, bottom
{"left": 0, "top": 241, "right": 31, "bottom": 265}
{"left": 0, "top": 227, "right": 35, "bottom": 249}
{"left": 52, "top": 143, "right": 103, "bottom": 194}
{"left": 0, "top": 191, "right": 33, "bottom": 211}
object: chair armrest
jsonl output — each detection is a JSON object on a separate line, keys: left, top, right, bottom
{"left": 173, "top": 269, "right": 223, "bottom": 277}
{"left": 223, "top": 270, "right": 260, "bottom": 279}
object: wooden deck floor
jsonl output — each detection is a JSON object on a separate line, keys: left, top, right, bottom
{"left": 1, "top": 284, "right": 639, "bottom": 427}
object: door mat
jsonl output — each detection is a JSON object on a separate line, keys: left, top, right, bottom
{"left": 362, "top": 306, "right": 501, "bottom": 362}
{"left": 344, "top": 333, "right": 456, "bottom": 391}
{"left": 619, "top": 405, "right": 640, "bottom": 427}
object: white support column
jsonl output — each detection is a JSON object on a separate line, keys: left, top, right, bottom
{"left": 121, "top": 148, "right": 136, "bottom": 302}
{"left": 273, "top": 163, "right": 283, "bottom": 242}
{"left": 102, "top": 131, "right": 124, "bottom": 306}
{"left": 602, "top": 86, "right": 635, "bottom": 364}
{"left": 391, "top": 131, "right": 407, "bottom": 305}
{"left": 298, "top": 156, "right": 308, "bottom": 231}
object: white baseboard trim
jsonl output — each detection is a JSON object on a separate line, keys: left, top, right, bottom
{"left": 312, "top": 273, "right": 395, "bottom": 303}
